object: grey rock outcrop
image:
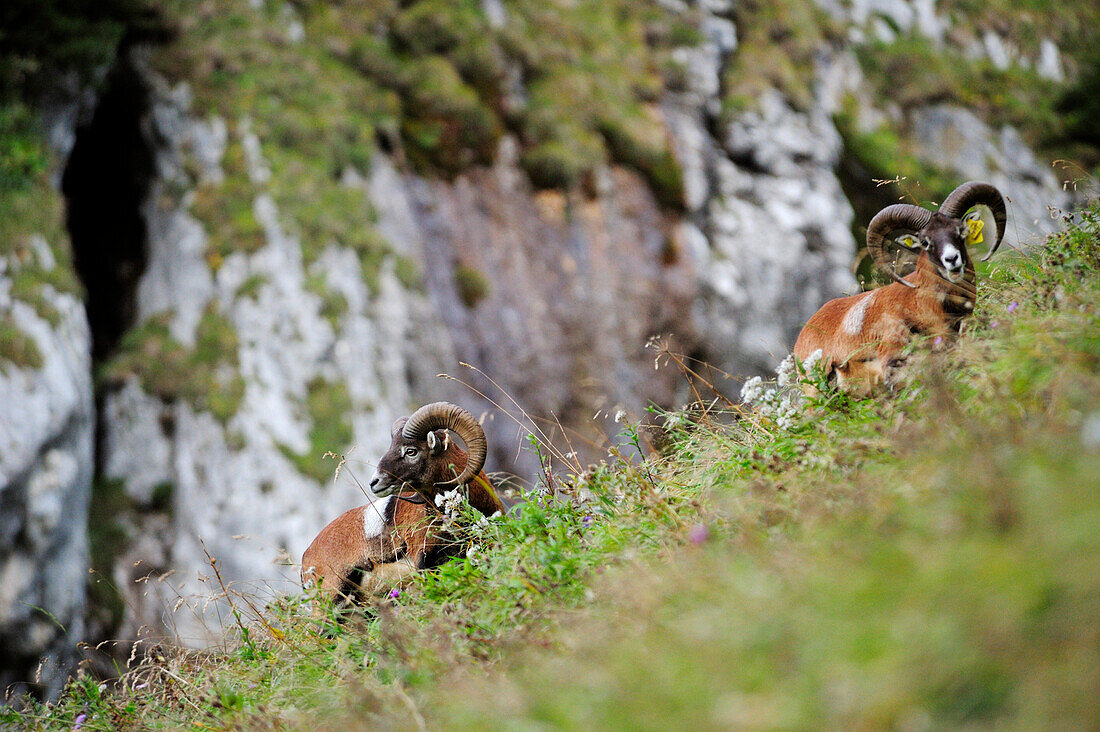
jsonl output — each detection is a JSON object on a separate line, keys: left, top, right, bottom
{"left": 664, "top": 3, "right": 858, "bottom": 378}
{"left": 0, "top": 277, "right": 94, "bottom": 699}
{"left": 908, "top": 105, "right": 1072, "bottom": 237}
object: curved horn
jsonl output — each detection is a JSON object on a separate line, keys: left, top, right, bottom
{"left": 939, "top": 181, "right": 1007, "bottom": 261}
{"left": 390, "top": 417, "right": 408, "bottom": 439}
{"left": 402, "top": 402, "right": 487, "bottom": 487}
{"left": 866, "top": 203, "right": 934, "bottom": 288}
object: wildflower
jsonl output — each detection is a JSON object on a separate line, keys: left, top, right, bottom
{"left": 582, "top": 514, "right": 593, "bottom": 529}
{"left": 774, "top": 393, "right": 801, "bottom": 430}
{"left": 613, "top": 409, "right": 627, "bottom": 423}
{"left": 740, "top": 376, "right": 764, "bottom": 404}
{"left": 1007, "top": 301, "right": 1018, "bottom": 313}
{"left": 474, "top": 510, "right": 502, "bottom": 532}
{"left": 756, "top": 388, "right": 779, "bottom": 417}
{"left": 74, "top": 714, "right": 86, "bottom": 730}
{"left": 775, "top": 354, "right": 797, "bottom": 387}
{"left": 434, "top": 488, "right": 465, "bottom": 517}
{"left": 802, "top": 348, "right": 824, "bottom": 373}
{"left": 389, "top": 588, "right": 400, "bottom": 599}
{"left": 933, "top": 336, "right": 943, "bottom": 347}
{"left": 688, "top": 523, "right": 709, "bottom": 544}
{"left": 466, "top": 545, "right": 481, "bottom": 566}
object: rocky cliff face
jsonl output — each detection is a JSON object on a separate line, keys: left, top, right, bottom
{"left": 0, "top": 205, "right": 94, "bottom": 700}
{"left": 0, "top": 0, "right": 1087, "bottom": 697}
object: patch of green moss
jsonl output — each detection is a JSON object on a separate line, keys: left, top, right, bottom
{"left": 279, "top": 377, "right": 353, "bottom": 484}
{"left": 854, "top": 34, "right": 1064, "bottom": 156}
{"left": 0, "top": 104, "right": 82, "bottom": 308}
{"left": 722, "top": 0, "right": 841, "bottom": 114}
{"left": 599, "top": 112, "right": 684, "bottom": 209}
{"left": 189, "top": 141, "right": 265, "bottom": 268}
{"left": 506, "top": 2, "right": 682, "bottom": 197}
{"left": 305, "top": 273, "right": 349, "bottom": 329}
{"left": 102, "top": 304, "right": 245, "bottom": 424}
{"left": 0, "top": 316, "right": 43, "bottom": 370}
{"left": 454, "top": 263, "right": 490, "bottom": 308}
{"left": 521, "top": 137, "right": 600, "bottom": 190}
{"left": 235, "top": 273, "right": 269, "bottom": 300}
{"left": 400, "top": 56, "right": 501, "bottom": 175}
{"left": 939, "top": 0, "right": 1100, "bottom": 59}
{"left": 10, "top": 268, "right": 63, "bottom": 327}
{"left": 0, "top": 103, "right": 49, "bottom": 190}
{"left": 393, "top": 255, "right": 424, "bottom": 291}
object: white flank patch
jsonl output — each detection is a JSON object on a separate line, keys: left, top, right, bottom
{"left": 362, "top": 495, "right": 394, "bottom": 539}
{"left": 842, "top": 290, "right": 876, "bottom": 336}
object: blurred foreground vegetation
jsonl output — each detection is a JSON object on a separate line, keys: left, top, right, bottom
{"left": 7, "top": 190, "right": 1099, "bottom": 728}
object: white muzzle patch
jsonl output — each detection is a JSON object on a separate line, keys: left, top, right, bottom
{"left": 941, "top": 244, "right": 963, "bottom": 280}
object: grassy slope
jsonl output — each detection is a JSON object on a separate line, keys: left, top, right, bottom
{"left": 8, "top": 192, "right": 1099, "bottom": 728}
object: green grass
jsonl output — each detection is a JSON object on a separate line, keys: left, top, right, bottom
{"left": 9, "top": 194, "right": 1100, "bottom": 728}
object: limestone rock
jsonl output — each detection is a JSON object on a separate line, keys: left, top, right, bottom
{"left": 0, "top": 287, "right": 94, "bottom": 699}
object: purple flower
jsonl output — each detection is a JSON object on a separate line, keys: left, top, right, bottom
{"left": 74, "top": 714, "right": 86, "bottom": 730}
{"left": 991, "top": 321, "right": 999, "bottom": 328}
{"left": 582, "top": 515, "right": 593, "bottom": 529}
{"left": 389, "top": 588, "right": 401, "bottom": 599}
{"left": 1007, "top": 301, "right": 1018, "bottom": 313}
{"left": 688, "top": 523, "right": 709, "bottom": 544}
{"left": 932, "top": 336, "right": 943, "bottom": 347}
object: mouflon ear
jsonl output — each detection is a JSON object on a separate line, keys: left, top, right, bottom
{"left": 426, "top": 429, "right": 450, "bottom": 455}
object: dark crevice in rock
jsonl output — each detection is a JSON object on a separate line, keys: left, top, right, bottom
{"left": 62, "top": 43, "right": 154, "bottom": 365}
{"left": 58, "top": 38, "right": 161, "bottom": 674}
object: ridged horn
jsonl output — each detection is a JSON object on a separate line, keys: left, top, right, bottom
{"left": 938, "top": 181, "right": 1007, "bottom": 261}
{"left": 866, "top": 203, "right": 934, "bottom": 288}
{"left": 402, "top": 402, "right": 487, "bottom": 487}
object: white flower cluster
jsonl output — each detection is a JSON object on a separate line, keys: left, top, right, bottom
{"left": 739, "top": 349, "right": 827, "bottom": 430}
{"left": 740, "top": 376, "right": 765, "bottom": 404}
{"left": 776, "top": 354, "right": 797, "bottom": 388}
{"left": 435, "top": 488, "right": 466, "bottom": 529}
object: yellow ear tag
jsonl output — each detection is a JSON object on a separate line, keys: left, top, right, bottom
{"left": 966, "top": 218, "right": 984, "bottom": 245}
